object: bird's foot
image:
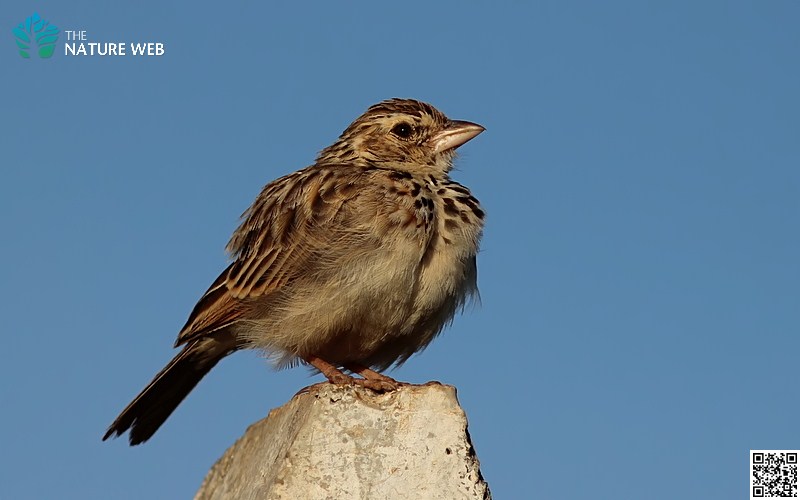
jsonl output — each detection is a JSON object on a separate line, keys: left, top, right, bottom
{"left": 350, "top": 377, "right": 401, "bottom": 392}
{"left": 304, "top": 355, "right": 405, "bottom": 393}
{"left": 345, "top": 363, "right": 405, "bottom": 392}
{"left": 326, "top": 371, "right": 401, "bottom": 392}
{"left": 326, "top": 372, "right": 357, "bottom": 385}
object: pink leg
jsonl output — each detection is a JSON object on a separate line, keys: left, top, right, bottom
{"left": 345, "top": 362, "right": 404, "bottom": 391}
{"left": 303, "top": 356, "right": 401, "bottom": 392}
{"left": 304, "top": 355, "right": 355, "bottom": 385}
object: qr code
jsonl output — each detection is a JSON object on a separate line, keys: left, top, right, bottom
{"left": 751, "top": 450, "right": 799, "bottom": 498}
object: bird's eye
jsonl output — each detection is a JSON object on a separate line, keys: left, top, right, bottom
{"left": 391, "top": 122, "right": 414, "bottom": 139}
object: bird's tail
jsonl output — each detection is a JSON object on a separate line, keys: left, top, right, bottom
{"left": 103, "top": 336, "right": 235, "bottom": 445}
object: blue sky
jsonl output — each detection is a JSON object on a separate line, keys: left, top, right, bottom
{"left": 2, "top": 1, "right": 798, "bottom": 499}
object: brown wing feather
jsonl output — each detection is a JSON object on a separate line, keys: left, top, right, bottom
{"left": 176, "top": 165, "right": 376, "bottom": 346}
{"left": 175, "top": 263, "right": 244, "bottom": 346}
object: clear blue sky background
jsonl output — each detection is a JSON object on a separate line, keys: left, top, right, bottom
{"left": 2, "top": 2, "right": 798, "bottom": 499}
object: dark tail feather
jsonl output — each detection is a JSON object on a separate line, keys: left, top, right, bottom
{"left": 103, "top": 338, "right": 233, "bottom": 445}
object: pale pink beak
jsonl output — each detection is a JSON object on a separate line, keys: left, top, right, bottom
{"left": 432, "top": 120, "right": 485, "bottom": 154}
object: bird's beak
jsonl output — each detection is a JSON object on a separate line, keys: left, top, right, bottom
{"left": 432, "top": 120, "right": 485, "bottom": 154}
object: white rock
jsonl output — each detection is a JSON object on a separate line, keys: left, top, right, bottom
{"left": 196, "top": 382, "right": 491, "bottom": 500}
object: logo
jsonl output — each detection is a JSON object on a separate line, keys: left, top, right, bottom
{"left": 13, "top": 12, "right": 59, "bottom": 59}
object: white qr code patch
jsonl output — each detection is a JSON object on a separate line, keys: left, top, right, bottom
{"left": 751, "top": 450, "right": 798, "bottom": 498}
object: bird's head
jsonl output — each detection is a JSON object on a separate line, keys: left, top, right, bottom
{"left": 318, "top": 98, "right": 484, "bottom": 174}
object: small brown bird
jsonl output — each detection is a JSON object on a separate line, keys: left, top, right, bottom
{"left": 103, "top": 98, "right": 485, "bottom": 445}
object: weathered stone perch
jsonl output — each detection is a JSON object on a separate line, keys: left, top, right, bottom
{"left": 195, "top": 382, "right": 491, "bottom": 499}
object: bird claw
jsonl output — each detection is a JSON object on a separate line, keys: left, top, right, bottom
{"left": 351, "top": 377, "right": 403, "bottom": 392}
{"left": 326, "top": 374, "right": 403, "bottom": 392}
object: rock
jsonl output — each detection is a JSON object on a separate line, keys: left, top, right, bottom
{"left": 196, "top": 382, "right": 491, "bottom": 500}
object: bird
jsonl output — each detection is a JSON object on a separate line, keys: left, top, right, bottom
{"left": 103, "top": 98, "right": 485, "bottom": 445}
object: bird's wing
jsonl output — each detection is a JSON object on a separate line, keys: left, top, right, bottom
{"left": 175, "top": 165, "right": 406, "bottom": 346}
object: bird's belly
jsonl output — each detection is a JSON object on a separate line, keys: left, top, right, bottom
{"left": 243, "top": 234, "right": 476, "bottom": 369}
{"left": 325, "top": 233, "right": 478, "bottom": 368}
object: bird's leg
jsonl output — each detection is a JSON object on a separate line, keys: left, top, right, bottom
{"left": 345, "top": 362, "right": 404, "bottom": 392}
{"left": 304, "top": 355, "right": 402, "bottom": 393}
{"left": 304, "top": 355, "right": 356, "bottom": 385}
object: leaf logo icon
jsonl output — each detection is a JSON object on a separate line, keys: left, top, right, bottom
{"left": 13, "top": 12, "right": 59, "bottom": 59}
